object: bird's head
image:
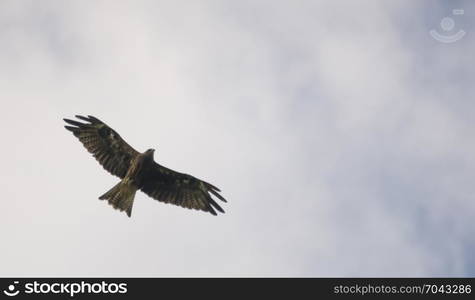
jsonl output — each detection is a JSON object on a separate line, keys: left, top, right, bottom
{"left": 145, "top": 148, "right": 155, "bottom": 159}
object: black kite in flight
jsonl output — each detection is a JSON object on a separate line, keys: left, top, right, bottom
{"left": 64, "top": 115, "right": 226, "bottom": 217}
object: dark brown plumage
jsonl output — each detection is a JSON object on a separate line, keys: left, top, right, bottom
{"left": 64, "top": 115, "right": 226, "bottom": 217}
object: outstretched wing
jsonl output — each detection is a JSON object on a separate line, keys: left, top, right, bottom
{"left": 63, "top": 115, "right": 139, "bottom": 178}
{"left": 140, "top": 163, "right": 227, "bottom": 215}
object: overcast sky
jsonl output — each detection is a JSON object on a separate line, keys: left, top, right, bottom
{"left": 1, "top": 0, "right": 474, "bottom": 277}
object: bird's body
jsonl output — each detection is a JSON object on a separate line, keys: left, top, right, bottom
{"left": 63, "top": 115, "right": 226, "bottom": 217}
{"left": 123, "top": 149, "right": 155, "bottom": 188}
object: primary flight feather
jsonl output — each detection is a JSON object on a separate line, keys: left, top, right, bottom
{"left": 64, "top": 115, "right": 226, "bottom": 217}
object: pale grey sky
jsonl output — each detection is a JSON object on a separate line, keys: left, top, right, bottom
{"left": 1, "top": 0, "right": 474, "bottom": 277}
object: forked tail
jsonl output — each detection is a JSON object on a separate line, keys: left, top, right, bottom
{"left": 99, "top": 180, "right": 137, "bottom": 217}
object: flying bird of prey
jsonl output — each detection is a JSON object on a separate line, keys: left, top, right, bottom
{"left": 63, "top": 115, "right": 226, "bottom": 217}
